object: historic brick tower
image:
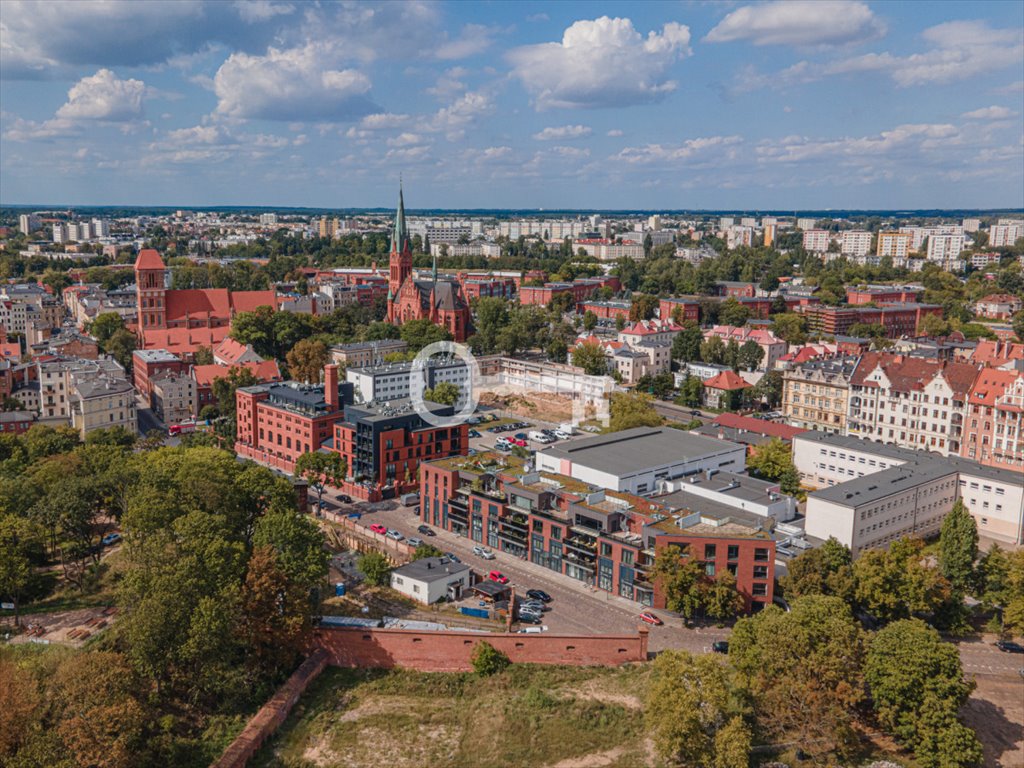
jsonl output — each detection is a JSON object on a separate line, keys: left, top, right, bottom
{"left": 134, "top": 248, "right": 168, "bottom": 331}
{"left": 387, "top": 184, "right": 413, "bottom": 322}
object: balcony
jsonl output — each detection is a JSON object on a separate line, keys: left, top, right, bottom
{"left": 564, "top": 551, "right": 595, "bottom": 570}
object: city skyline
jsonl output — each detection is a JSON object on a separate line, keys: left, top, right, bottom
{"left": 1, "top": 0, "right": 1023, "bottom": 209}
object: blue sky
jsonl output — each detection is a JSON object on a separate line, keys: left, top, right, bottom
{"left": 1, "top": 0, "right": 1022, "bottom": 210}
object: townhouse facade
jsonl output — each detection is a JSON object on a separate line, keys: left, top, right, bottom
{"left": 961, "top": 368, "right": 1024, "bottom": 471}
{"left": 782, "top": 356, "right": 859, "bottom": 435}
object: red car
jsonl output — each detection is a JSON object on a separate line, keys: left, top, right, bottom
{"left": 639, "top": 611, "right": 663, "bottom": 626}
{"left": 510, "top": 438, "right": 527, "bottom": 448}
{"left": 369, "top": 523, "right": 387, "bottom": 535}
{"left": 488, "top": 570, "right": 509, "bottom": 584}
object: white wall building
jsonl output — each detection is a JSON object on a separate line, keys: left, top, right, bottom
{"left": 346, "top": 358, "right": 471, "bottom": 407}
{"left": 927, "top": 233, "right": 965, "bottom": 262}
{"left": 990, "top": 222, "right": 1022, "bottom": 248}
{"left": 840, "top": 230, "right": 873, "bottom": 257}
{"left": 802, "top": 230, "right": 831, "bottom": 252}
{"left": 390, "top": 557, "right": 472, "bottom": 604}
{"left": 796, "top": 218, "right": 817, "bottom": 231}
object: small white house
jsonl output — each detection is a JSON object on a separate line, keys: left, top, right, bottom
{"left": 390, "top": 557, "right": 472, "bottom": 605}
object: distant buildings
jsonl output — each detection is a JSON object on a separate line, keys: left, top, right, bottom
{"left": 330, "top": 339, "right": 409, "bottom": 369}
{"left": 989, "top": 221, "right": 1022, "bottom": 248}
{"left": 973, "top": 293, "right": 1023, "bottom": 320}
{"left": 840, "top": 230, "right": 872, "bottom": 257}
{"left": 876, "top": 231, "right": 912, "bottom": 260}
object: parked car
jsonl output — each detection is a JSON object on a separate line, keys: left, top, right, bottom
{"left": 400, "top": 493, "right": 419, "bottom": 507}
{"left": 488, "top": 570, "right": 509, "bottom": 584}
{"left": 522, "top": 600, "right": 549, "bottom": 613}
{"left": 101, "top": 532, "right": 122, "bottom": 546}
{"left": 553, "top": 430, "right": 572, "bottom": 440}
{"left": 517, "top": 625, "right": 549, "bottom": 633}
{"left": 690, "top": 410, "right": 702, "bottom": 417}
{"left": 417, "top": 525, "right": 435, "bottom": 536}
{"left": 996, "top": 640, "right": 1024, "bottom": 653}
{"left": 517, "top": 612, "right": 543, "bottom": 625}
{"left": 385, "top": 529, "right": 404, "bottom": 541}
{"left": 338, "top": 494, "right": 353, "bottom": 504}
{"left": 526, "top": 589, "right": 552, "bottom": 603}
{"left": 711, "top": 641, "right": 729, "bottom": 654}
{"left": 407, "top": 537, "right": 423, "bottom": 548}
{"left": 468, "top": 429, "right": 481, "bottom": 438}
{"left": 473, "top": 546, "right": 495, "bottom": 560}
{"left": 347, "top": 512, "right": 362, "bottom": 521}
{"left": 639, "top": 611, "right": 664, "bottom": 626}
{"left": 510, "top": 438, "right": 527, "bottom": 448}
{"left": 514, "top": 432, "right": 528, "bottom": 441}
{"left": 369, "top": 523, "right": 388, "bottom": 535}
{"left": 444, "top": 552, "right": 461, "bottom": 563}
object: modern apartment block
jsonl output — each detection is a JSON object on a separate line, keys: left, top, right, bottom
{"left": 876, "top": 231, "right": 912, "bottom": 259}
{"left": 794, "top": 431, "right": 1024, "bottom": 549}
{"left": 782, "top": 356, "right": 859, "bottom": 434}
{"left": 330, "top": 339, "right": 410, "bottom": 369}
{"left": 989, "top": 221, "right": 1022, "bottom": 248}
{"left": 840, "top": 230, "right": 873, "bottom": 257}
{"left": 802, "top": 230, "right": 831, "bottom": 252}
{"left": 345, "top": 357, "right": 471, "bottom": 408}
{"left": 798, "top": 302, "right": 943, "bottom": 338}
{"left": 845, "top": 285, "right": 923, "bottom": 305}
{"left": 847, "top": 353, "right": 980, "bottom": 457}
{"left": 419, "top": 451, "right": 776, "bottom": 611}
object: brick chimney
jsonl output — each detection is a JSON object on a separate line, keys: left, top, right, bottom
{"left": 324, "top": 364, "right": 339, "bottom": 411}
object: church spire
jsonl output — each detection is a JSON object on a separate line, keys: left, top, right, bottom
{"left": 392, "top": 181, "right": 409, "bottom": 255}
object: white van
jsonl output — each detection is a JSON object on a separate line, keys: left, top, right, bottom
{"left": 518, "top": 626, "right": 549, "bottom": 634}
{"left": 528, "top": 431, "right": 550, "bottom": 443}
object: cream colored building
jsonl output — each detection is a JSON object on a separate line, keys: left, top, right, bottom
{"left": 150, "top": 371, "right": 196, "bottom": 425}
{"left": 70, "top": 377, "right": 136, "bottom": 439}
{"left": 876, "top": 231, "right": 912, "bottom": 259}
{"left": 782, "top": 356, "right": 858, "bottom": 435}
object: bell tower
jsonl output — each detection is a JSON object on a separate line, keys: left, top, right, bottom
{"left": 134, "top": 248, "right": 167, "bottom": 331}
{"left": 388, "top": 183, "right": 413, "bottom": 304}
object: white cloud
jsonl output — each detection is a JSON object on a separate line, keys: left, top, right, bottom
{"left": 233, "top": 0, "right": 294, "bottom": 23}
{"left": 427, "top": 89, "right": 495, "bottom": 140}
{"left": 615, "top": 136, "right": 743, "bottom": 165}
{"left": 755, "top": 123, "right": 961, "bottom": 164}
{"left": 386, "top": 132, "right": 425, "bottom": 147}
{"left": 533, "top": 124, "right": 592, "bottom": 141}
{"left": 3, "top": 116, "right": 79, "bottom": 142}
{"left": 426, "top": 67, "right": 469, "bottom": 99}
{"left": 507, "top": 16, "right": 691, "bottom": 110}
{"left": 56, "top": 69, "right": 147, "bottom": 121}
{"left": 436, "top": 24, "right": 499, "bottom": 60}
{"left": 607, "top": 129, "right": 624, "bottom": 137}
{"left": 994, "top": 80, "right": 1024, "bottom": 94}
{"left": 360, "top": 113, "right": 411, "bottom": 130}
{"left": 961, "top": 106, "right": 1016, "bottom": 120}
{"left": 549, "top": 146, "right": 590, "bottom": 158}
{"left": 705, "top": 1, "right": 884, "bottom": 47}
{"left": 213, "top": 43, "right": 375, "bottom": 121}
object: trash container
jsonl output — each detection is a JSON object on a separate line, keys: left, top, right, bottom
{"left": 334, "top": 583, "right": 346, "bottom": 597}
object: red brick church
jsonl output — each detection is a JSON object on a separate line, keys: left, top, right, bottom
{"left": 387, "top": 186, "right": 471, "bottom": 342}
{"left": 135, "top": 249, "right": 278, "bottom": 356}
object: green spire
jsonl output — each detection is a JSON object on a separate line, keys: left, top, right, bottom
{"left": 392, "top": 182, "right": 408, "bottom": 254}
{"left": 431, "top": 247, "right": 437, "bottom": 283}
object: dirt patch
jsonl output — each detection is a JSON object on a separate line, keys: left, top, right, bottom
{"left": 10, "top": 606, "right": 117, "bottom": 647}
{"left": 301, "top": 734, "right": 340, "bottom": 767}
{"left": 548, "top": 746, "right": 628, "bottom": 768}
{"left": 479, "top": 390, "right": 575, "bottom": 424}
{"left": 561, "top": 679, "right": 643, "bottom": 710}
{"left": 962, "top": 674, "right": 1024, "bottom": 768}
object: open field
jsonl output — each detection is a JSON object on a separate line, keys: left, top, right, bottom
{"left": 253, "top": 664, "right": 652, "bottom": 768}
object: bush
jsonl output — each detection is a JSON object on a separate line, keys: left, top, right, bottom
{"left": 358, "top": 551, "right": 392, "bottom": 587}
{"left": 471, "top": 641, "right": 510, "bottom": 676}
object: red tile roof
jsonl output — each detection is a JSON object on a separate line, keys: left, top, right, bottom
{"left": 713, "top": 412, "right": 806, "bottom": 440}
{"left": 191, "top": 360, "right": 282, "bottom": 388}
{"left": 0, "top": 342, "right": 21, "bottom": 361}
{"left": 213, "top": 337, "right": 253, "bottom": 365}
{"left": 141, "top": 326, "right": 231, "bottom": 354}
{"left": 704, "top": 370, "right": 750, "bottom": 390}
{"left": 852, "top": 352, "right": 980, "bottom": 397}
{"left": 967, "top": 369, "right": 1024, "bottom": 407}
{"left": 229, "top": 290, "right": 278, "bottom": 314}
{"left": 134, "top": 249, "right": 166, "bottom": 271}
{"left": 970, "top": 340, "right": 1024, "bottom": 366}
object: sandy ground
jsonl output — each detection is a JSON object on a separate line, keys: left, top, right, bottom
{"left": 478, "top": 390, "right": 577, "bottom": 425}
{"left": 8, "top": 606, "right": 117, "bottom": 647}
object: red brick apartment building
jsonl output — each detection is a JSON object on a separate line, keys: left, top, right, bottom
{"left": 961, "top": 368, "right": 1024, "bottom": 471}
{"left": 659, "top": 297, "right": 701, "bottom": 323}
{"left": 235, "top": 364, "right": 348, "bottom": 474}
{"left": 578, "top": 299, "right": 632, "bottom": 320}
{"left": 519, "top": 276, "right": 620, "bottom": 307}
{"left": 798, "top": 302, "right": 943, "bottom": 338}
{"left": 419, "top": 453, "right": 775, "bottom": 611}
{"left": 846, "top": 285, "right": 924, "bottom": 305}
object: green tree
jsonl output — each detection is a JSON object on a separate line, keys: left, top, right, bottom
{"left": 938, "top": 498, "right": 978, "bottom": 594}
{"left": 358, "top": 551, "right": 392, "bottom": 587}
{"left": 645, "top": 650, "right": 749, "bottom": 768}
{"left": 737, "top": 340, "right": 764, "bottom": 371}
{"left": 0, "top": 514, "right": 40, "bottom": 626}
{"left": 746, "top": 438, "right": 800, "bottom": 495}
{"left": 105, "top": 328, "right": 138, "bottom": 371}
{"left": 414, "top": 543, "right": 444, "bottom": 559}
{"left": 700, "top": 335, "right": 726, "bottom": 365}
{"left": 652, "top": 547, "right": 706, "bottom": 620}
{"left": 629, "top": 293, "right": 658, "bottom": 321}
{"left": 230, "top": 305, "right": 277, "bottom": 358}
{"left": 88, "top": 312, "right": 126, "bottom": 347}
{"left": 865, "top": 619, "right": 982, "bottom": 768}
{"left": 472, "top": 296, "right": 510, "bottom": 354}
{"left": 671, "top": 325, "right": 704, "bottom": 361}
{"left": 974, "top": 547, "right": 1024, "bottom": 635}
{"left": 609, "top": 391, "right": 662, "bottom": 432}
{"left": 703, "top": 568, "right": 745, "bottom": 622}
{"left": 718, "top": 297, "right": 750, "bottom": 327}
{"left": 582, "top": 309, "right": 598, "bottom": 331}
{"left": 399, "top": 318, "right": 453, "bottom": 352}
{"left": 729, "top": 596, "right": 865, "bottom": 760}
{"left": 285, "top": 338, "right": 329, "bottom": 383}
{"left": 424, "top": 381, "right": 461, "bottom": 406}
{"left": 752, "top": 370, "right": 783, "bottom": 409}
{"left": 853, "top": 537, "right": 950, "bottom": 624}
{"left": 571, "top": 341, "right": 608, "bottom": 376}
{"left": 780, "top": 537, "right": 855, "bottom": 603}
{"left": 294, "top": 451, "right": 347, "bottom": 510}
{"left": 193, "top": 345, "right": 214, "bottom": 365}
{"left": 471, "top": 640, "right": 510, "bottom": 676}
{"left": 770, "top": 313, "right": 807, "bottom": 345}
{"left": 676, "top": 376, "right": 704, "bottom": 408}
{"left": 1011, "top": 310, "right": 1024, "bottom": 342}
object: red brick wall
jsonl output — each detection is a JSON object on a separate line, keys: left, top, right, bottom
{"left": 314, "top": 626, "right": 648, "bottom": 671}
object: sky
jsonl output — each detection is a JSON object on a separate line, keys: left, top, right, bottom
{"left": 1, "top": 0, "right": 1023, "bottom": 210}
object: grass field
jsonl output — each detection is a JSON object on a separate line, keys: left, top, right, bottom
{"left": 252, "top": 664, "right": 653, "bottom": 768}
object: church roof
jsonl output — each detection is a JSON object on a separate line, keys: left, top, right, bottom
{"left": 134, "top": 249, "right": 166, "bottom": 271}
{"left": 392, "top": 184, "right": 410, "bottom": 255}
{"left": 164, "top": 289, "right": 277, "bottom": 322}
{"left": 412, "top": 279, "right": 467, "bottom": 311}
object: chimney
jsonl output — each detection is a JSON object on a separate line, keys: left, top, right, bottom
{"left": 324, "top": 364, "right": 339, "bottom": 411}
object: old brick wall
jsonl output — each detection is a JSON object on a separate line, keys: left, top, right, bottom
{"left": 314, "top": 626, "right": 649, "bottom": 671}
{"left": 211, "top": 648, "right": 330, "bottom": 768}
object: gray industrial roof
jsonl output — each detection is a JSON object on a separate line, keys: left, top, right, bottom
{"left": 809, "top": 460, "right": 958, "bottom": 506}
{"left": 538, "top": 427, "right": 743, "bottom": 476}
{"left": 392, "top": 556, "right": 469, "bottom": 583}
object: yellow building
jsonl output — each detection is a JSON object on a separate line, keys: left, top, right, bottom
{"left": 782, "top": 357, "right": 859, "bottom": 435}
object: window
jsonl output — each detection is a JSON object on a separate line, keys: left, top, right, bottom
{"left": 704, "top": 543, "right": 717, "bottom": 559}
{"left": 752, "top": 583, "right": 767, "bottom": 597}
{"left": 600, "top": 542, "right": 612, "bottom": 557}
{"left": 753, "top": 565, "right": 768, "bottom": 579}
{"left": 727, "top": 545, "right": 739, "bottom": 560}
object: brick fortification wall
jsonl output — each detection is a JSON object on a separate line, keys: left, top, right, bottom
{"left": 315, "top": 626, "right": 649, "bottom": 671}
{"left": 211, "top": 649, "right": 330, "bottom": 768}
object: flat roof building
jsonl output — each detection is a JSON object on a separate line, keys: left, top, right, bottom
{"left": 390, "top": 556, "right": 472, "bottom": 604}
{"left": 535, "top": 427, "right": 746, "bottom": 495}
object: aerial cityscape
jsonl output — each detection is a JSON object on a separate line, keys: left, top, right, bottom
{"left": 1, "top": 1, "right": 1023, "bottom": 768}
